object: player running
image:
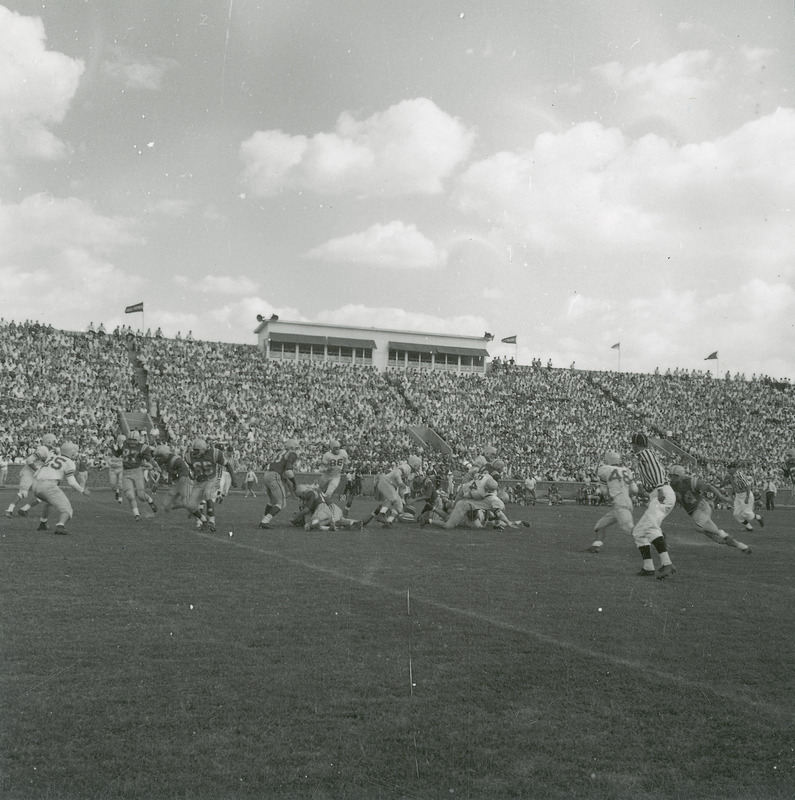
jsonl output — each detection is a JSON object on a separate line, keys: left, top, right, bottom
{"left": 258, "top": 438, "right": 300, "bottom": 529}
{"left": 185, "top": 438, "right": 234, "bottom": 532}
{"left": 152, "top": 444, "right": 195, "bottom": 519}
{"left": 668, "top": 465, "right": 751, "bottom": 554}
{"left": 587, "top": 451, "right": 638, "bottom": 553}
{"left": 107, "top": 435, "right": 125, "bottom": 503}
{"left": 724, "top": 462, "right": 765, "bottom": 533}
{"left": 318, "top": 439, "right": 350, "bottom": 505}
{"left": 115, "top": 430, "right": 158, "bottom": 521}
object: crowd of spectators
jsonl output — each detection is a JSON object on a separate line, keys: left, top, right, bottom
{"left": 1, "top": 321, "right": 793, "bottom": 492}
{"left": 0, "top": 319, "right": 141, "bottom": 464}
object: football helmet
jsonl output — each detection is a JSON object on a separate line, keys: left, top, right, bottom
{"left": 669, "top": 465, "right": 686, "bottom": 478}
{"left": 154, "top": 444, "right": 172, "bottom": 460}
{"left": 191, "top": 438, "right": 208, "bottom": 456}
{"left": 604, "top": 451, "right": 622, "bottom": 466}
{"left": 329, "top": 439, "right": 341, "bottom": 452}
{"left": 42, "top": 433, "right": 57, "bottom": 447}
{"left": 61, "top": 442, "right": 79, "bottom": 459}
{"left": 491, "top": 459, "right": 505, "bottom": 473}
{"left": 484, "top": 445, "right": 498, "bottom": 457}
{"left": 408, "top": 454, "right": 422, "bottom": 471}
{"left": 129, "top": 430, "right": 141, "bottom": 442}
{"left": 285, "top": 438, "right": 300, "bottom": 451}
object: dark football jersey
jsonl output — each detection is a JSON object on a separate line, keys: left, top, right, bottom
{"left": 267, "top": 449, "right": 298, "bottom": 475}
{"left": 120, "top": 441, "right": 153, "bottom": 471}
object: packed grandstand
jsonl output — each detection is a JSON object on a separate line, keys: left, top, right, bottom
{"left": 1, "top": 319, "right": 793, "bottom": 496}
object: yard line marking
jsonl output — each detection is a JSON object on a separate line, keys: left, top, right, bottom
{"left": 12, "top": 656, "right": 89, "bottom": 702}
{"left": 195, "top": 532, "right": 792, "bottom": 722}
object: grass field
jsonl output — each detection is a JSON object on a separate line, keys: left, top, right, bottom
{"left": 1, "top": 489, "right": 793, "bottom": 800}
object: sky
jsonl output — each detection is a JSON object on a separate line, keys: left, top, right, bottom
{"left": 1, "top": 0, "right": 794, "bottom": 378}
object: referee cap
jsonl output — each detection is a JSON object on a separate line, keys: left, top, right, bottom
{"left": 631, "top": 432, "right": 648, "bottom": 448}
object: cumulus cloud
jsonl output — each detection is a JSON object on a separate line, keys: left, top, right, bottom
{"left": 593, "top": 50, "right": 722, "bottom": 110}
{"left": 0, "top": 193, "right": 140, "bottom": 328}
{"left": 305, "top": 221, "right": 448, "bottom": 269}
{"left": 101, "top": 47, "right": 178, "bottom": 90}
{"left": 0, "top": 7, "right": 84, "bottom": 163}
{"left": 240, "top": 98, "right": 475, "bottom": 197}
{"left": 456, "top": 108, "right": 795, "bottom": 282}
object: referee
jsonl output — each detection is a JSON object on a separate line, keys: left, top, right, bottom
{"left": 630, "top": 433, "right": 677, "bottom": 580}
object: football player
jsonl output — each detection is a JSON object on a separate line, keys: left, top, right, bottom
{"left": 258, "top": 438, "right": 300, "bottom": 529}
{"left": 668, "top": 465, "right": 750, "bottom": 554}
{"left": 587, "top": 451, "right": 638, "bottom": 553}
{"left": 114, "top": 430, "right": 158, "bottom": 521}
{"left": 31, "top": 442, "right": 91, "bottom": 535}
{"left": 186, "top": 438, "right": 234, "bottom": 532}
{"left": 6, "top": 433, "right": 56, "bottom": 517}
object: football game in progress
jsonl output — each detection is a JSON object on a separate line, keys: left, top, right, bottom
{"left": 2, "top": 2, "right": 794, "bottom": 799}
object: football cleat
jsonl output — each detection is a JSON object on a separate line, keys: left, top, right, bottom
{"left": 37, "top": 522, "right": 48, "bottom": 532}
{"left": 586, "top": 545, "right": 601, "bottom": 554}
{"left": 258, "top": 521, "right": 273, "bottom": 529}
{"left": 636, "top": 568, "right": 656, "bottom": 577}
{"left": 656, "top": 564, "right": 677, "bottom": 580}
{"left": 742, "top": 547, "right": 753, "bottom": 555}
{"left": 149, "top": 501, "right": 158, "bottom": 513}
{"left": 134, "top": 514, "right": 141, "bottom": 522}
{"left": 17, "top": 509, "right": 28, "bottom": 517}
{"left": 54, "top": 525, "right": 68, "bottom": 535}
{"left": 5, "top": 510, "right": 13, "bottom": 517}
{"left": 352, "top": 520, "right": 364, "bottom": 531}
{"left": 757, "top": 516, "right": 764, "bottom": 528}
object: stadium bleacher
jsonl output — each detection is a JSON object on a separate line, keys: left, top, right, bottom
{"left": 1, "top": 320, "right": 793, "bottom": 499}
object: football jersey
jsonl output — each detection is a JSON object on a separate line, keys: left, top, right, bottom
{"left": 162, "top": 454, "right": 192, "bottom": 482}
{"left": 267, "top": 449, "right": 298, "bottom": 476}
{"left": 36, "top": 453, "right": 77, "bottom": 482}
{"left": 188, "top": 448, "right": 226, "bottom": 482}
{"left": 321, "top": 449, "right": 349, "bottom": 477}
{"left": 118, "top": 441, "right": 153, "bottom": 471}
{"left": 669, "top": 474, "right": 705, "bottom": 515}
{"left": 596, "top": 463, "right": 635, "bottom": 503}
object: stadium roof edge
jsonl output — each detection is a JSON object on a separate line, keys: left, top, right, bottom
{"left": 254, "top": 318, "right": 491, "bottom": 342}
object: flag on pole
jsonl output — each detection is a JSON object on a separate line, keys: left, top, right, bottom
{"left": 125, "top": 302, "right": 144, "bottom": 314}
{"left": 704, "top": 351, "right": 718, "bottom": 360}
{"left": 501, "top": 335, "right": 517, "bottom": 344}
{"left": 483, "top": 331, "right": 494, "bottom": 341}
{"left": 611, "top": 342, "right": 620, "bottom": 349}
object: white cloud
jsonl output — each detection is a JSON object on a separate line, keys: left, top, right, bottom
{"left": 594, "top": 50, "right": 721, "bottom": 104}
{"left": 101, "top": 48, "right": 177, "bottom": 90}
{"left": 0, "top": 193, "right": 140, "bottom": 329}
{"left": 0, "top": 194, "right": 138, "bottom": 257}
{"left": 455, "top": 109, "right": 795, "bottom": 283}
{"left": 306, "top": 221, "right": 447, "bottom": 269}
{"left": 0, "top": 7, "right": 84, "bottom": 164}
{"left": 240, "top": 98, "right": 475, "bottom": 197}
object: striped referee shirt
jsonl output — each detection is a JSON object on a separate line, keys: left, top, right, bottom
{"left": 635, "top": 448, "right": 669, "bottom": 492}
{"left": 729, "top": 471, "right": 752, "bottom": 493}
